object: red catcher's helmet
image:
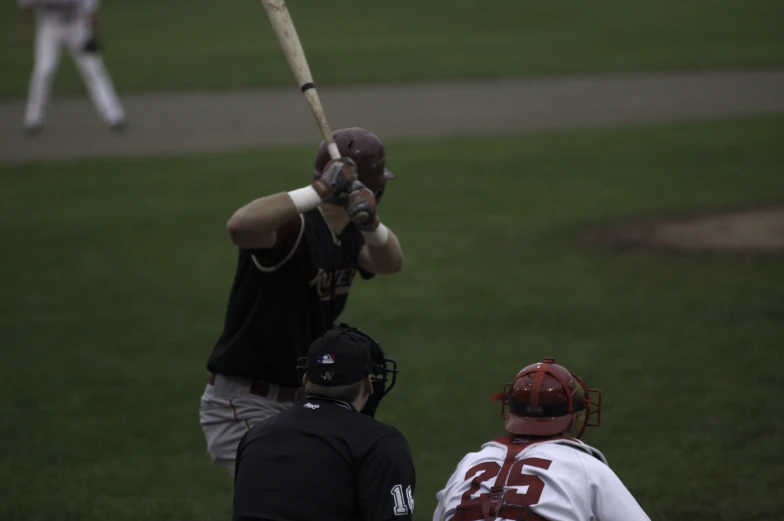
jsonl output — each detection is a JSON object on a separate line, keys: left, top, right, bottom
{"left": 313, "top": 128, "right": 394, "bottom": 201}
{"left": 491, "top": 357, "right": 602, "bottom": 438}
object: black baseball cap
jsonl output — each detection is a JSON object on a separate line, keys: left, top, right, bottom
{"left": 304, "top": 327, "right": 377, "bottom": 387}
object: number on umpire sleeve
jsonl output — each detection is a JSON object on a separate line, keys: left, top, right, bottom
{"left": 390, "top": 484, "right": 413, "bottom": 515}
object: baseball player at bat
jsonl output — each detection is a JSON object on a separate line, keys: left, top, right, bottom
{"left": 433, "top": 358, "right": 651, "bottom": 521}
{"left": 18, "top": 0, "right": 126, "bottom": 135}
{"left": 200, "top": 128, "right": 404, "bottom": 475}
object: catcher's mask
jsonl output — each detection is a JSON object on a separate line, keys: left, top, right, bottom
{"left": 313, "top": 127, "right": 394, "bottom": 202}
{"left": 297, "top": 323, "right": 398, "bottom": 417}
{"left": 491, "top": 357, "right": 602, "bottom": 438}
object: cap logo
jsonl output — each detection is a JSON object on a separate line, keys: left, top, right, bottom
{"left": 317, "top": 354, "right": 335, "bottom": 364}
{"left": 321, "top": 371, "right": 334, "bottom": 381}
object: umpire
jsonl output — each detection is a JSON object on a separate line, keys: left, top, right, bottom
{"left": 233, "top": 324, "right": 416, "bottom": 521}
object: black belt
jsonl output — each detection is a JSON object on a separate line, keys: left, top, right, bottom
{"left": 208, "top": 374, "right": 305, "bottom": 403}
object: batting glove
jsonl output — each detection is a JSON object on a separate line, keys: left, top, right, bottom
{"left": 313, "top": 157, "right": 358, "bottom": 205}
{"left": 345, "top": 180, "right": 379, "bottom": 232}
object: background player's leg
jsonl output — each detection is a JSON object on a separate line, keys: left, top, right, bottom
{"left": 199, "top": 376, "right": 292, "bottom": 476}
{"left": 66, "top": 21, "right": 126, "bottom": 129}
{"left": 24, "top": 20, "right": 63, "bottom": 133}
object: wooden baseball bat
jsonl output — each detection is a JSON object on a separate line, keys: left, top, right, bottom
{"left": 259, "top": 0, "right": 340, "bottom": 160}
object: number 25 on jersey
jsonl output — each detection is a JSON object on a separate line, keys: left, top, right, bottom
{"left": 457, "top": 458, "right": 552, "bottom": 520}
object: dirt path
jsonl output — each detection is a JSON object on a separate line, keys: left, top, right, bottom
{"left": 1, "top": 67, "right": 783, "bottom": 164}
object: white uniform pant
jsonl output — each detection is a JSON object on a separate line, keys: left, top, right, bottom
{"left": 199, "top": 374, "right": 296, "bottom": 476}
{"left": 25, "top": 17, "right": 125, "bottom": 127}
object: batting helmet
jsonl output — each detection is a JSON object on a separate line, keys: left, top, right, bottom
{"left": 313, "top": 128, "right": 394, "bottom": 201}
{"left": 491, "top": 357, "right": 602, "bottom": 438}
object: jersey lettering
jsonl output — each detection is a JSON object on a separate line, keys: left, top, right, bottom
{"left": 309, "top": 267, "right": 356, "bottom": 300}
{"left": 390, "top": 484, "right": 409, "bottom": 515}
{"left": 456, "top": 458, "right": 552, "bottom": 521}
{"left": 460, "top": 462, "right": 501, "bottom": 503}
{"left": 503, "top": 458, "right": 552, "bottom": 505}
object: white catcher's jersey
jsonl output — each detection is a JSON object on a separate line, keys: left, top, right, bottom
{"left": 433, "top": 434, "right": 650, "bottom": 521}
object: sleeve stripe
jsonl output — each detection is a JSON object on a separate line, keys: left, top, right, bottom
{"left": 251, "top": 214, "right": 305, "bottom": 273}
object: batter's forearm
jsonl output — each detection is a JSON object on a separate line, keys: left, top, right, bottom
{"left": 226, "top": 192, "right": 300, "bottom": 249}
{"left": 365, "top": 229, "right": 404, "bottom": 274}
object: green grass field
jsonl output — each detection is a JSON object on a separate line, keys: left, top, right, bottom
{"left": 1, "top": 0, "right": 783, "bottom": 98}
{"left": 1, "top": 117, "right": 783, "bottom": 520}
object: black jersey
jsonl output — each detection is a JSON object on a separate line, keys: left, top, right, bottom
{"left": 233, "top": 396, "right": 416, "bottom": 521}
{"left": 207, "top": 209, "right": 374, "bottom": 386}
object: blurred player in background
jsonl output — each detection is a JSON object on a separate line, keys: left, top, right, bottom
{"left": 433, "top": 357, "right": 650, "bottom": 521}
{"left": 18, "top": 0, "right": 126, "bottom": 135}
{"left": 200, "top": 128, "right": 404, "bottom": 475}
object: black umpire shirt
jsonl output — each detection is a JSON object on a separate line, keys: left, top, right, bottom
{"left": 207, "top": 209, "right": 374, "bottom": 387}
{"left": 233, "top": 396, "right": 416, "bottom": 521}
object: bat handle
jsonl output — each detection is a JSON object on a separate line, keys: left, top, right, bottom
{"left": 327, "top": 142, "right": 340, "bottom": 160}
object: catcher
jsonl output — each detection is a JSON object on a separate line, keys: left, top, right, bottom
{"left": 433, "top": 357, "right": 651, "bottom": 521}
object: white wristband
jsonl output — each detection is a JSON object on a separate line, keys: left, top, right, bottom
{"left": 287, "top": 186, "right": 322, "bottom": 213}
{"left": 362, "top": 223, "right": 390, "bottom": 247}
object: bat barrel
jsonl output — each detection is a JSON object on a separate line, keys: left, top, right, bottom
{"left": 260, "top": 0, "right": 340, "bottom": 159}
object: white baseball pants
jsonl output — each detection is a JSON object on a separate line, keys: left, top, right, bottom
{"left": 25, "top": 17, "right": 125, "bottom": 127}
{"left": 199, "top": 374, "right": 295, "bottom": 476}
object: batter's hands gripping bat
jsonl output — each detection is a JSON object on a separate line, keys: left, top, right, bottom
{"left": 259, "top": 0, "right": 341, "bottom": 160}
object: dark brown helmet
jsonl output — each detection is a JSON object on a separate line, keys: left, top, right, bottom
{"left": 313, "top": 128, "right": 394, "bottom": 201}
{"left": 491, "top": 357, "right": 602, "bottom": 438}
